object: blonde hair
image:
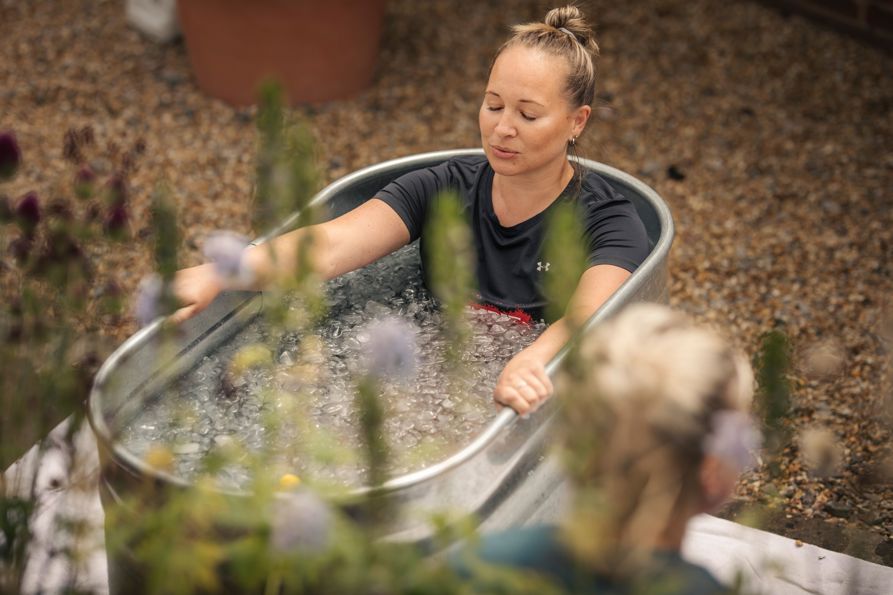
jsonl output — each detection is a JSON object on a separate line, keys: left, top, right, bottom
{"left": 493, "top": 5, "right": 600, "bottom": 109}
{"left": 556, "top": 303, "right": 754, "bottom": 573}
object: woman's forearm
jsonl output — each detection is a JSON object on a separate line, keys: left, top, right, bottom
{"left": 240, "top": 225, "right": 328, "bottom": 290}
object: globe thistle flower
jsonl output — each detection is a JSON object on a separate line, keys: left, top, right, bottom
{"left": 269, "top": 490, "right": 333, "bottom": 555}
{"left": 202, "top": 230, "right": 253, "bottom": 286}
{"left": 0, "top": 131, "right": 21, "bottom": 181}
{"left": 360, "top": 316, "right": 418, "bottom": 382}
{"left": 74, "top": 165, "right": 96, "bottom": 200}
{"left": 702, "top": 410, "right": 762, "bottom": 473}
{"left": 134, "top": 274, "right": 163, "bottom": 327}
{"left": 15, "top": 191, "right": 41, "bottom": 234}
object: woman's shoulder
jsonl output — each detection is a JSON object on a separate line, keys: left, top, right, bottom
{"left": 577, "top": 167, "right": 628, "bottom": 205}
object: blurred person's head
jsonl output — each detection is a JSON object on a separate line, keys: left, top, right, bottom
{"left": 480, "top": 5, "right": 597, "bottom": 178}
{"left": 556, "top": 303, "right": 758, "bottom": 573}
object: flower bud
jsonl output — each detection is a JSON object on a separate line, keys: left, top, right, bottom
{"left": 105, "top": 174, "right": 128, "bottom": 207}
{"left": 103, "top": 203, "right": 129, "bottom": 238}
{"left": 74, "top": 165, "right": 96, "bottom": 200}
{"left": 0, "top": 131, "right": 21, "bottom": 181}
{"left": 15, "top": 192, "right": 41, "bottom": 234}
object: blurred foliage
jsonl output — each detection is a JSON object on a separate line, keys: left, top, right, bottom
{"left": 755, "top": 330, "right": 792, "bottom": 479}
{"left": 542, "top": 199, "right": 589, "bottom": 325}
{"left": 423, "top": 190, "right": 475, "bottom": 363}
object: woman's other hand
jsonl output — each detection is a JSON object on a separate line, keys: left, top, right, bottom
{"left": 493, "top": 353, "right": 554, "bottom": 416}
{"left": 169, "top": 263, "right": 223, "bottom": 323}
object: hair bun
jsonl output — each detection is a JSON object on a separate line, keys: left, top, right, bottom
{"left": 544, "top": 5, "right": 599, "bottom": 55}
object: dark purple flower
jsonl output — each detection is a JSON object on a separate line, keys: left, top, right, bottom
{"left": 0, "top": 131, "right": 22, "bottom": 181}
{"left": 360, "top": 317, "right": 418, "bottom": 382}
{"left": 15, "top": 192, "right": 41, "bottom": 233}
{"left": 105, "top": 174, "right": 128, "bottom": 206}
{"left": 269, "top": 491, "right": 332, "bottom": 554}
{"left": 74, "top": 165, "right": 96, "bottom": 200}
{"left": 203, "top": 231, "right": 251, "bottom": 284}
{"left": 9, "top": 235, "right": 33, "bottom": 265}
{"left": 103, "top": 203, "right": 129, "bottom": 238}
{"left": 134, "top": 274, "right": 163, "bottom": 327}
{"left": 63, "top": 128, "right": 82, "bottom": 164}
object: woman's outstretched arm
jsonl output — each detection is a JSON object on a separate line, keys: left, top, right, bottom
{"left": 492, "top": 264, "right": 632, "bottom": 415}
{"left": 170, "top": 198, "right": 411, "bottom": 322}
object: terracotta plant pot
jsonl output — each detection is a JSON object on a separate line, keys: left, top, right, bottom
{"left": 176, "top": 0, "right": 387, "bottom": 106}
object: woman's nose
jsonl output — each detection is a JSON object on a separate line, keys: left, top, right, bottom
{"left": 494, "top": 113, "right": 516, "bottom": 137}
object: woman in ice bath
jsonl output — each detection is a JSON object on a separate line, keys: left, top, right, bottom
{"left": 171, "top": 5, "right": 648, "bottom": 415}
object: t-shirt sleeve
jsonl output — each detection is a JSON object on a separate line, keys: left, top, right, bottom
{"left": 583, "top": 180, "right": 651, "bottom": 273}
{"left": 374, "top": 160, "right": 455, "bottom": 242}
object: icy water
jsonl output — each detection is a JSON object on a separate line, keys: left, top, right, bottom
{"left": 119, "top": 244, "right": 545, "bottom": 490}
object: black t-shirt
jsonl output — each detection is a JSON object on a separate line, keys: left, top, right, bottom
{"left": 376, "top": 155, "right": 649, "bottom": 322}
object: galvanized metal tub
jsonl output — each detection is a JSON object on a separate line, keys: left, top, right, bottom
{"left": 88, "top": 148, "right": 673, "bottom": 560}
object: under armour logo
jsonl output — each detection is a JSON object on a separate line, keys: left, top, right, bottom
{"left": 537, "top": 261, "right": 551, "bottom": 272}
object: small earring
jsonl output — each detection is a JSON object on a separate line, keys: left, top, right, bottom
{"left": 569, "top": 136, "right": 576, "bottom": 146}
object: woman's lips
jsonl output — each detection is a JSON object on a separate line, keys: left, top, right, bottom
{"left": 491, "top": 145, "right": 519, "bottom": 159}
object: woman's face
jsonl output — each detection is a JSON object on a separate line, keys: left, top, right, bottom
{"left": 479, "top": 45, "right": 590, "bottom": 178}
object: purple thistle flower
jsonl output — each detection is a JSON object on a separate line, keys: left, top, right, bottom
{"left": 702, "top": 410, "right": 762, "bottom": 473}
{"left": 103, "top": 203, "right": 129, "bottom": 238}
{"left": 360, "top": 317, "right": 418, "bottom": 382}
{"left": 269, "top": 491, "right": 333, "bottom": 554}
{"left": 15, "top": 192, "right": 41, "bottom": 233}
{"left": 0, "top": 131, "right": 22, "bottom": 181}
{"left": 134, "top": 274, "right": 163, "bottom": 327}
{"left": 203, "top": 230, "right": 252, "bottom": 284}
{"left": 74, "top": 165, "right": 96, "bottom": 200}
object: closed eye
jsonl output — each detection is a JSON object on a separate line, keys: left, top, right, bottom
{"left": 520, "top": 112, "right": 537, "bottom": 121}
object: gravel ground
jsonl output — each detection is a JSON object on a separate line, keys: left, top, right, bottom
{"left": 2, "top": 0, "right": 891, "bottom": 566}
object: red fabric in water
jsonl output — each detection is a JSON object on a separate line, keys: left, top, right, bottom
{"left": 470, "top": 302, "right": 534, "bottom": 325}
